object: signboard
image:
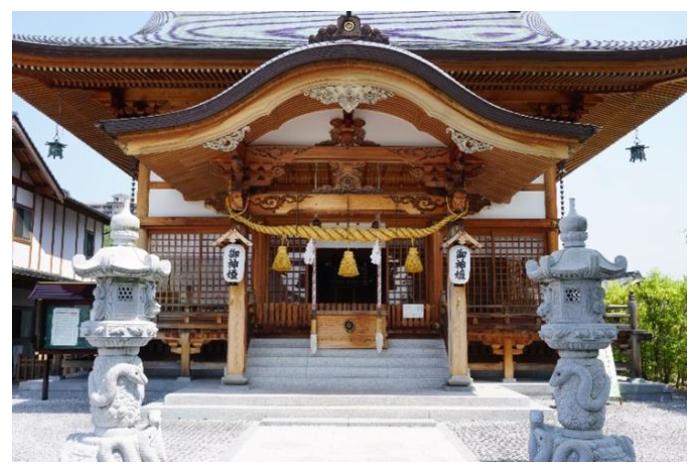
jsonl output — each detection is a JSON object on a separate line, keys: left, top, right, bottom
{"left": 222, "top": 243, "right": 246, "bottom": 284}
{"left": 41, "top": 304, "right": 92, "bottom": 350}
{"left": 448, "top": 245, "right": 471, "bottom": 285}
{"left": 50, "top": 308, "right": 81, "bottom": 346}
{"left": 403, "top": 303, "right": 424, "bottom": 319}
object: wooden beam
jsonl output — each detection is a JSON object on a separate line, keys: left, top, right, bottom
{"left": 141, "top": 217, "right": 230, "bottom": 228}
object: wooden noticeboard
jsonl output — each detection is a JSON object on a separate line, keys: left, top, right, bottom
{"left": 28, "top": 282, "right": 97, "bottom": 400}
{"left": 40, "top": 304, "right": 92, "bottom": 351}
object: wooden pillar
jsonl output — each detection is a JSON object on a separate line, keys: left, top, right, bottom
{"left": 178, "top": 331, "right": 191, "bottom": 378}
{"left": 544, "top": 166, "right": 559, "bottom": 252}
{"left": 429, "top": 231, "right": 444, "bottom": 323}
{"left": 222, "top": 279, "right": 248, "bottom": 384}
{"left": 136, "top": 163, "right": 150, "bottom": 249}
{"left": 448, "top": 283, "right": 472, "bottom": 386}
{"left": 252, "top": 231, "right": 267, "bottom": 328}
{"left": 502, "top": 336, "right": 516, "bottom": 382}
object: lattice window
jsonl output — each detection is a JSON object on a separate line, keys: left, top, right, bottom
{"left": 564, "top": 288, "right": 581, "bottom": 303}
{"left": 149, "top": 233, "right": 229, "bottom": 313}
{"left": 117, "top": 286, "right": 133, "bottom": 302}
{"left": 386, "top": 238, "right": 427, "bottom": 304}
{"left": 267, "top": 236, "right": 308, "bottom": 303}
{"left": 467, "top": 233, "right": 545, "bottom": 315}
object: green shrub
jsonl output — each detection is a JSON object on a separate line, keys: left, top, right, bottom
{"left": 605, "top": 272, "right": 687, "bottom": 389}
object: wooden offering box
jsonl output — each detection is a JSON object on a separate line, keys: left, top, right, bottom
{"left": 316, "top": 309, "right": 385, "bottom": 349}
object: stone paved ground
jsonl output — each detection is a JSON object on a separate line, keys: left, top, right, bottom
{"left": 13, "top": 386, "right": 686, "bottom": 462}
{"left": 446, "top": 396, "right": 688, "bottom": 462}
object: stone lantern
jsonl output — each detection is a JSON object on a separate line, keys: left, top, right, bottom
{"left": 61, "top": 197, "right": 171, "bottom": 462}
{"left": 525, "top": 199, "right": 635, "bottom": 462}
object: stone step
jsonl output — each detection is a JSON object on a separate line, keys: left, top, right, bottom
{"left": 247, "top": 356, "right": 449, "bottom": 368}
{"left": 247, "top": 376, "right": 449, "bottom": 391}
{"left": 163, "top": 386, "right": 532, "bottom": 408}
{"left": 248, "top": 347, "right": 447, "bottom": 357}
{"left": 246, "top": 366, "right": 451, "bottom": 378}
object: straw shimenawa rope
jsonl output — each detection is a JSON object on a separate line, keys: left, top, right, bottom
{"left": 226, "top": 197, "right": 465, "bottom": 242}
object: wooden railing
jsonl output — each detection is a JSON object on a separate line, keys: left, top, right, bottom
{"left": 255, "top": 302, "right": 440, "bottom": 336}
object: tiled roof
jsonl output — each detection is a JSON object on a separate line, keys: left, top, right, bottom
{"left": 13, "top": 11, "right": 686, "bottom": 51}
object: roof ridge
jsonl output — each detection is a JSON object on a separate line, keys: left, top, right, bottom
{"left": 12, "top": 11, "right": 687, "bottom": 52}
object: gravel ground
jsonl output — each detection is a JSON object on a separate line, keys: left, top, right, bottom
{"left": 446, "top": 396, "right": 688, "bottom": 462}
{"left": 13, "top": 386, "right": 686, "bottom": 462}
{"left": 12, "top": 388, "right": 249, "bottom": 462}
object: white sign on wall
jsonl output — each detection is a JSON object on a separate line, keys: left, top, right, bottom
{"left": 222, "top": 244, "right": 246, "bottom": 284}
{"left": 403, "top": 303, "right": 424, "bottom": 319}
{"left": 449, "top": 245, "right": 471, "bottom": 285}
{"left": 50, "top": 307, "right": 81, "bottom": 346}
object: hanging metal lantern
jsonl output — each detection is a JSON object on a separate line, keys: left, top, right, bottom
{"left": 626, "top": 129, "right": 648, "bottom": 163}
{"left": 46, "top": 134, "right": 67, "bottom": 159}
{"left": 46, "top": 94, "right": 67, "bottom": 159}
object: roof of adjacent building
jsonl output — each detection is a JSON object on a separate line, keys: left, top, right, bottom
{"left": 13, "top": 11, "right": 686, "bottom": 52}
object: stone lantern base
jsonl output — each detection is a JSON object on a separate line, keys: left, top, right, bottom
{"left": 61, "top": 411, "right": 166, "bottom": 462}
{"left": 529, "top": 410, "right": 635, "bottom": 461}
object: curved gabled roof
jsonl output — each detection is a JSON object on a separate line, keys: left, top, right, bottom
{"left": 13, "top": 11, "right": 686, "bottom": 53}
{"left": 98, "top": 40, "right": 597, "bottom": 142}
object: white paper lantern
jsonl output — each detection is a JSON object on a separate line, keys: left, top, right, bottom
{"left": 222, "top": 243, "right": 246, "bottom": 284}
{"left": 448, "top": 245, "right": 471, "bottom": 285}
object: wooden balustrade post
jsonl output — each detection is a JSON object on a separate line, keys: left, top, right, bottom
{"left": 445, "top": 230, "right": 481, "bottom": 387}
{"left": 447, "top": 283, "right": 472, "bottom": 386}
{"left": 179, "top": 331, "right": 191, "bottom": 378}
{"left": 222, "top": 279, "right": 248, "bottom": 384}
{"left": 215, "top": 228, "right": 252, "bottom": 385}
{"left": 502, "top": 336, "right": 516, "bottom": 382}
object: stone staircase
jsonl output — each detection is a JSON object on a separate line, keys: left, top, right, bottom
{"left": 245, "top": 338, "right": 450, "bottom": 391}
{"left": 147, "top": 338, "right": 548, "bottom": 422}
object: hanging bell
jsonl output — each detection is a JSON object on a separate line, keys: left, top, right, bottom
{"left": 338, "top": 250, "right": 359, "bottom": 278}
{"left": 272, "top": 245, "right": 292, "bottom": 273}
{"left": 404, "top": 245, "right": 423, "bottom": 274}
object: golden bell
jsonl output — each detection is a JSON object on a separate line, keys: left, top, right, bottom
{"left": 338, "top": 250, "right": 359, "bottom": 278}
{"left": 404, "top": 246, "right": 423, "bottom": 274}
{"left": 271, "top": 245, "right": 292, "bottom": 273}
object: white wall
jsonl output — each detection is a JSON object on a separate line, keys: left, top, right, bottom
{"left": 12, "top": 187, "right": 106, "bottom": 280}
{"left": 467, "top": 191, "right": 545, "bottom": 219}
{"left": 149, "top": 189, "right": 225, "bottom": 217}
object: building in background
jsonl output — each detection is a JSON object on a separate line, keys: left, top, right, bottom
{"left": 12, "top": 113, "right": 109, "bottom": 375}
{"left": 11, "top": 12, "right": 686, "bottom": 383}
{"left": 87, "top": 192, "right": 129, "bottom": 217}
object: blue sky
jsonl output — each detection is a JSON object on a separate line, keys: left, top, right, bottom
{"left": 12, "top": 11, "right": 687, "bottom": 278}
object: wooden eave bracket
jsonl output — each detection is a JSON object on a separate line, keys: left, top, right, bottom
{"left": 214, "top": 228, "right": 253, "bottom": 249}
{"left": 443, "top": 230, "right": 482, "bottom": 250}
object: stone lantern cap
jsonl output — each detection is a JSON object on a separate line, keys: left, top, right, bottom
{"left": 73, "top": 197, "right": 171, "bottom": 281}
{"left": 526, "top": 198, "right": 627, "bottom": 282}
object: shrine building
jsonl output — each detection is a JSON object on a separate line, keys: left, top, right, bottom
{"left": 12, "top": 12, "right": 686, "bottom": 385}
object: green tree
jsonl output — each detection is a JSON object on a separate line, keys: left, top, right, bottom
{"left": 605, "top": 272, "right": 687, "bottom": 389}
